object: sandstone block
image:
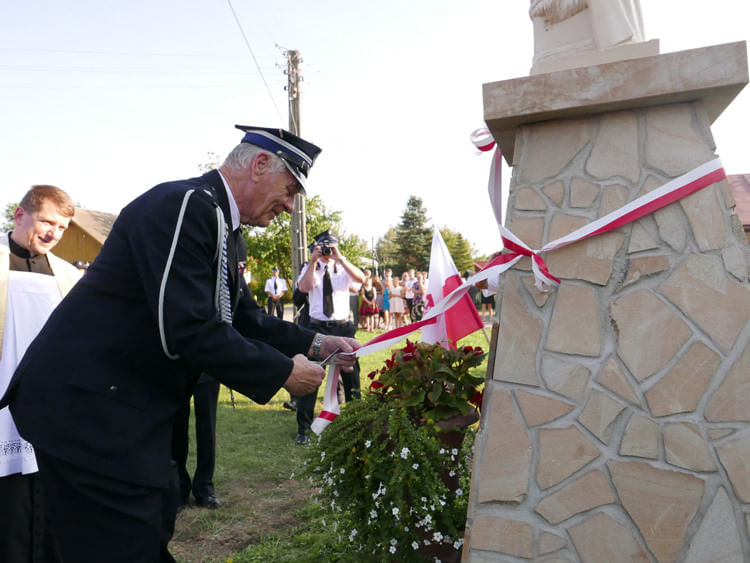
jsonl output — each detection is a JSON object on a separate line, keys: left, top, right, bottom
{"left": 546, "top": 284, "right": 601, "bottom": 357}
{"left": 543, "top": 179, "right": 565, "bottom": 205}
{"left": 661, "top": 254, "right": 750, "bottom": 353}
{"left": 568, "top": 512, "right": 649, "bottom": 562}
{"left": 597, "top": 355, "right": 640, "bottom": 406}
{"left": 570, "top": 177, "right": 599, "bottom": 208}
{"left": 624, "top": 254, "right": 670, "bottom": 286}
{"left": 586, "top": 111, "right": 640, "bottom": 183}
{"left": 515, "top": 389, "right": 574, "bottom": 427}
{"left": 537, "top": 426, "right": 600, "bottom": 489}
{"left": 663, "top": 422, "right": 717, "bottom": 472}
{"left": 535, "top": 470, "right": 616, "bottom": 524}
{"left": 610, "top": 288, "right": 692, "bottom": 381}
{"left": 645, "top": 340, "right": 719, "bottom": 416}
{"left": 577, "top": 390, "right": 626, "bottom": 445}
{"left": 715, "top": 432, "right": 750, "bottom": 502}
{"left": 468, "top": 515, "right": 534, "bottom": 558}
{"left": 705, "top": 339, "right": 750, "bottom": 422}
{"left": 620, "top": 412, "right": 659, "bottom": 459}
{"left": 477, "top": 388, "right": 532, "bottom": 504}
{"left": 684, "top": 487, "right": 744, "bottom": 563}
{"left": 516, "top": 119, "right": 589, "bottom": 184}
{"left": 541, "top": 358, "right": 591, "bottom": 402}
{"left": 609, "top": 460, "right": 704, "bottom": 561}
{"left": 645, "top": 103, "right": 714, "bottom": 177}
{"left": 494, "top": 277, "right": 542, "bottom": 387}
{"left": 516, "top": 186, "right": 547, "bottom": 210}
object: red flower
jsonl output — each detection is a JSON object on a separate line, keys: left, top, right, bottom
{"left": 367, "top": 370, "right": 377, "bottom": 380}
{"left": 470, "top": 390, "right": 484, "bottom": 410}
{"left": 370, "top": 380, "right": 384, "bottom": 390}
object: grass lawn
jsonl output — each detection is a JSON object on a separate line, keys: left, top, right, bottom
{"left": 169, "top": 327, "right": 492, "bottom": 562}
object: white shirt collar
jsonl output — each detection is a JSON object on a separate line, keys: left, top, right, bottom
{"left": 217, "top": 170, "right": 241, "bottom": 231}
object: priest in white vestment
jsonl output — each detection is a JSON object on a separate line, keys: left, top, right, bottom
{"left": 0, "top": 185, "right": 79, "bottom": 562}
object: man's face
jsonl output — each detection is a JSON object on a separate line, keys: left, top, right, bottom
{"left": 12, "top": 200, "right": 71, "bottom": 255}
{"left": 241, "top": 167, "right": 300, "bottom": 227}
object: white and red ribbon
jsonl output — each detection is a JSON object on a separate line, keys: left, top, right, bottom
{"left": 311, "top": 156, "right": 726, "bottom": 432}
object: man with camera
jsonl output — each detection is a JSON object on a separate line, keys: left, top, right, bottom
{"left": 294, "top": 230, "right": 365, "bottom": 445}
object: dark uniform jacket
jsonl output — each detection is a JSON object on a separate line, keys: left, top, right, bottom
{"left": 2, "top": 170, "right": 315, "bottom": 488}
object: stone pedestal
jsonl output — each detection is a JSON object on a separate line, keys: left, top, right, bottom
{"left": 464, "top": 42, "right": 750, "bottom": 562}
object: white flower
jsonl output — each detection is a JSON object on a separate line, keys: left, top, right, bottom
{"left": 412, "top": 541, "right": 419, "bottom": 550}
{"left": 390, "top": 538, "right": 397, "bottom": 546}
{"left": 433, "top": 531, "right": 443, "bottom": 542}
{"left": 449, "top": 470, "right": 455, "bottom": 477}
{"left": 365, "top": 440, "right": 372, "bottom": 448}
{"left": 453, "top": 539, "right": 464, "bottom": 549}
{"left": 389, "top": 546, "right": 396, "bottom": 554}
{"left": 321, "top": 518, "right": 326, "bottom": 527}
{"left": 370, "top": 510, "right": 377, "bottom": 519}
{"left": 439, "top": 448, "right": 446, "bottom": 454}
{"left": 421, "top": 496, "right": 427, "bottom": 503}
{"left": 456, "top": 488, "right": 464, "bottom": 496}
{"left": 400, "top": 447, "right": 410, "bottom": 459}
{"left": 412, "top": 463, "right": 419, "bottom": 470}
{"left": 451, "top": 448, "right": 459, "bottom": 455}
{"left": 320, "top": 451, "right": 326, "bottom": 460}
{"left": 424, "top": 514, "right": 432, "bottom": 524}
{"left": 340, "top": 468, "right": 345, "bottom": 474}
{"left": 392, "top": 507, "right": 399, "bottom": 516}
{"left": 349, "top": 528, "right": 358, "bottom": 539}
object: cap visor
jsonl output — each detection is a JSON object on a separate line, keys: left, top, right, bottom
{"left": 283, "top": 161, "right": 306, "bottom": 196}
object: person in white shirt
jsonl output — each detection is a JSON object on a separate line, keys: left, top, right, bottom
{"left": 0, "top": 185, "right": 80, "bottom": 562}
{"left": 294, "top": 230, "right": 365, "bottom": 445}
{"left": 264, "top": 266, "right": 288, "bottom": 319}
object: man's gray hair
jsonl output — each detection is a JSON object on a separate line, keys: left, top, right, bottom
{"left": 222, "top": 143, "right": 286, "bottom": 174}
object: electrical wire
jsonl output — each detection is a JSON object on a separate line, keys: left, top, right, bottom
{"left": 224, "top": 0, "right": 285, "bottom": 126}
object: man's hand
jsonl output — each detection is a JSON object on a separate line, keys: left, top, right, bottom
{"left": 319, "top": 335, "right": 360, "bottom": 372}
{"left": 283, "top": 354, "right": 324, "bottom": 396}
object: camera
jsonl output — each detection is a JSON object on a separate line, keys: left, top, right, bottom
{"left": 320, "top": 244, "right": 332, "bottom": 256}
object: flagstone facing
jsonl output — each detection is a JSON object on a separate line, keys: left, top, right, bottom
{"left": 465, "top": 42, "right": 750, "bottom": 562}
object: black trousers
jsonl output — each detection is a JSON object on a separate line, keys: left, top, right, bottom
{"left": 266, "top": 297, "right": 284, "bottom": 319}
{"left": 171, "top": 377, "right": 220, "bottom": 503}
{"left": 34, "top": 450, "right": 177, "bottom": 563}
{"left": 0, "top": 471, "right": 52, "bottom": 563}
{"left": 296, "top": 319, "right": 360, "bottom": 434}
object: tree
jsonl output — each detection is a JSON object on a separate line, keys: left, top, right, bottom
{"left": 393, "top": 196, "right": 432, "bottom": 273}
{"left": 374, "top": 226, "right": 399, "bottom": 273}
{"left": 2, "top": 202, "right": 17, "bottom": 231}
{"left": 439, "top": 226, "right": 476, "bottom": 275}
{"left": 242, "top": 195, "right": 367, "bottom": 301}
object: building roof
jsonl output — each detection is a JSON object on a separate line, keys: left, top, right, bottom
{"left": 727, "top": 174, "right": 750, "bottom": 228}
{"left": 72, "top": 207, "right": 118, "bottom": 244}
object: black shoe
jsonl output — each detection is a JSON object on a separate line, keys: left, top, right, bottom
{"left": 283, "top": 400, "right": 297, "bottom": 411}
{"left": 295, "top": 433, "right": 308, "bottom": 446}
{"left": 195, "top": 495, "right": 221, "bottom": 509}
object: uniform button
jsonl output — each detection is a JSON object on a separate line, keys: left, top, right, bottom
{"left": 110, "top": 385, "right": 118, "bottom": 392}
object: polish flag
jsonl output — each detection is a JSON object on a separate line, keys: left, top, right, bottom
{"left": 421, "top": 229, "right": 484, "bottom": 348}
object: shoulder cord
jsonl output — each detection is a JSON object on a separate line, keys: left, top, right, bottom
{"left": 158, "top": 190, "right": 232, "bottom": 360}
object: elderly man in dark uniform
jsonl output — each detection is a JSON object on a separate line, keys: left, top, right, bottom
{"left": 1, "top": 125, "right": 358, "bottom": 562}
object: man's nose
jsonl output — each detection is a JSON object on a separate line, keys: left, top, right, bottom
{"left": 284, "top": 196, "right": 295, "bottom": 213}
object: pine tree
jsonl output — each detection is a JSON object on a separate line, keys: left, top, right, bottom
{"left": 394, "top": 196, "right": 432, "bottom": 273}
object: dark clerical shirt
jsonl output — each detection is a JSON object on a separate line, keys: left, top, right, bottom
{"left": 7, "top": 233, "right": 53, "bottom": 276}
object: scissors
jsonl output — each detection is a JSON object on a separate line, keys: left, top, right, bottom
{"left": 317, "top": 348, "right": 356, "bottom": 368}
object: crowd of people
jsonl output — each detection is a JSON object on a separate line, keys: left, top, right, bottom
{"left": 353, "top": 267, "right": 429, "bottom": 331}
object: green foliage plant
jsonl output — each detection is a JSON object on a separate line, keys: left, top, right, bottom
{"left": 304, "top": 340, "right": 485, "bottom": 561}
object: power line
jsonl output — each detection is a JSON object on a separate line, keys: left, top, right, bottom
{"left": 224, "top": 0, "right": 284, "bottom": 126}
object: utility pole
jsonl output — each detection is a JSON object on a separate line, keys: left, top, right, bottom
{"left": 285, "top": 49, "right": 307, "bottom": 300}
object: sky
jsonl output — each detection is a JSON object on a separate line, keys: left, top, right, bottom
{"left": 1, "top": 0, "right": 748, "bottom": 257}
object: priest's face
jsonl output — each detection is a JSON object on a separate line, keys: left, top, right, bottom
{"left": 12, "top": 200, "right": 71, "bottom": 255}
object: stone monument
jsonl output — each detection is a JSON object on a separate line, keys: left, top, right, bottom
{"left": 462, "top": 7, "right": 750, "bottom": 560}
{"left": 530, "top": 0, "right": 659, "bottom": 74}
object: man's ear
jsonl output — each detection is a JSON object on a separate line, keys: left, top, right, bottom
{"left": 13, "top": 206, "right": 26, "bottom": 223}
{"left": 252, "top": 152, "right": 270, "bottom": 178}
